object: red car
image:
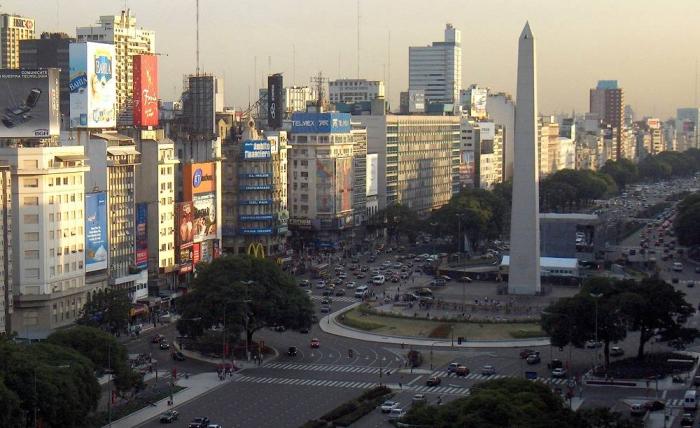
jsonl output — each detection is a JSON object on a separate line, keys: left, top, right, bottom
{"left": 519, "top": 349, "right": 535, "bottom": 359}
{"left": 310, "top": 338, "right": 320, "bottom": 348}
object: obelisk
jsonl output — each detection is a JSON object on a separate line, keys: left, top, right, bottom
{"left": 508, "top": 22, "right": 541, "bottom": 295}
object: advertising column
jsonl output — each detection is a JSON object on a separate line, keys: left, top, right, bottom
{"left": 133, "top": 55, "right": 159, "bottom": 127}
{"left": 135, "top": 203, "right": 148, "bottom": 270}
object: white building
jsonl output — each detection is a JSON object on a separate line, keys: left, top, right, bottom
{"left": 460, "top": 118, "right": 504, "bottom": 190}
{"left": 76, "top": 9, "right": 155, "bottom": 114}
{"left": 460, "top": 84, "right": 488, "bottom": 119}
{"left": 329, "top": 79, "right": 385, "bottom": 104}
{"left": 486, "top": 93, "right": 515, "bottom": 180}
{"left": 0, "top": 13, "right": 35, "bottom": 68}
{"left": 409, "top": 24, "right": 461, "bottom": 105}
{"left": 0, "top": 146, "right": 91, "bottom": 339}
{"left": 0, "top": 165, "right": 11, "bottom": 334}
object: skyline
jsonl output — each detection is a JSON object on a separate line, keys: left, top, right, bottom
{"left": 3, "top": 0, "right": 700, "bottom": 118}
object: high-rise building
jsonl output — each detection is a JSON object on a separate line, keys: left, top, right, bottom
{"left": 351, "top": 123, "right": 368, "bottom": 226}
{"left": 486, "top": 93, "right": 515, "bottom": 180}
{"left": 329, "top": 79, "right": 385, "bottom": 104}
{"left": 460, "top": 118, "right": 504, "bottom": 190}
{"left": 460, "top": 85, "right": 488, "bottom": 119}
{"left": 0, "top": 146, "right": 90, "bottom": 339}
{"left": 19, "top": 32, "right": 74, "bottom": 123}
{"left": 181, "top": 74, "right": 224, "bottom": 139}
{"left": 0, "top": 13, "right": 35, "bottom": 69}
{"left": 0, "top": 165, "right": 11, "bottom": 334}
{"left": 76, "top": 10, "right": 155, "bottom": 115}
{"left": 409, "top": 24, "right": 461, "bottom": 105}
{"left": 676, "top": 108, "right": 699, "bottom": 151}
{"left": 589, "top": 80, "right": 624, "bottom": 159}
{"left": 538, "top": 117, "right": 560, "bottom": 176}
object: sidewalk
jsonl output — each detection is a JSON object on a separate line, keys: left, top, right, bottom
{"left": 105, "top": 372, "right": 227, "bottom": 428}
{"left": 320, "top": 303, "right": 550, "bottom": 348}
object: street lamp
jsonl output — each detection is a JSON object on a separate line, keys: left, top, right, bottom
{"left": 590, "top": 292, "right": 603, "bottom": 362}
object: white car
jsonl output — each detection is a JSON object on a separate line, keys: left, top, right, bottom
{"left": 372, "top": 275, "right": 386, "bottom": 285}
{"left": 380, "top": 400, "right": 399, "bottom": 413}
{"left": 551, "top": 368, "right": 567, "bottom": 378}
{"left": 388, "top": 408, "right": 406, "bottom": 420}
{"left": 316, "top": 281, "right": 326, "bottom": 289}
{"left": 345, "top": 281, "right": 357, "bottom": 289}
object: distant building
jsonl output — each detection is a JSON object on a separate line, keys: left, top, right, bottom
{"left": 460, "top": 118, "right": 504, "bottom": 190}
{"left": 0, "top": 166, "right": 10, "bottom": 334}
{"left": 329, "top": 79, "right": 384, "bottom": 104}
{"left": 181, "top": 74, "right": 224, "bottom": 139}
{"left": 0, "top": 13, "right": 35, "bottom": 68}
{"left": 676, "top": 108, "right": 699, "bottom": 151}
{"left": 589, "top": 80, "right": 625, "bottom": 160}
{"left": 399, "top": 90, "right": 425, "bottom": 114}
{"left": 258, "top": 86, "right": 318, "bottom": 124}
{"left": 486, "top": 93, "right": 515, "bottom": 180}
{"left": 409, "top": 24, "right": 461, "bottom": 105}
{"left": 460, "top": 84, "right": 488, "bottom": 119}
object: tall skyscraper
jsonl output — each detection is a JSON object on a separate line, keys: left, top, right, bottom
{"left": 76, "top": 10, "right": 155, "bottom": 115}
{"left": 409, "top": 24, "right": 462, "bottom": 105}
{"left": 0, "top": 13, "right": 35, "bottom": 68}
{"left": 589, "top": 80, "right": 624, "bottom": 159}
{"left": 508, "top": 23, "right": 540, "bottom": 295}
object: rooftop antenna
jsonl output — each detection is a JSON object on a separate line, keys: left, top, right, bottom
{"left": 292, "top": 44, "right": 296, "bottom": 86}
{"left": 356, "top": 0, "right": 360, "bottom": 79}
{"left": 387, "top": 30, "right": 391, "bottom": 106}
{"left": 695, "top": 59, "right": 698, "bottom": 107}
{"left": 196, "top": 0, "right": 200, "bottom": 75}
{"left": 254, "top": 56, "right": 257, "bottom": 97}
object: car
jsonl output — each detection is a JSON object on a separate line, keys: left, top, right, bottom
{"left": 551, "top": 368, "right": 567, "bottom": 378}
{"left": 610, "top": 346, "right": 624, "bottom": 357}
{"left": 159, "top": 342, "right": 170, "bottom": 350}
{"left": 310, "top": 338, "right": 320, "bottom": 348}
{"left": 585, "top": 340, "right": 602, "bottom": 349}
{"left": 322, "top": 289, "right": 332, "bottom": 297}
{"left": 426, "top": 376, "right": 441, "bottom": 386}
{"left": 188, "top": 417, "right": 210, "bottom": 428}
{"left": 447, "top": 362, "right": 459, "bottom": 374}
{"left": 688, "top": 281, "right": 695, "bottom": 288}
{"left": 316, "top": 281, "right": 326, "bottom": 289}
{"left": 430, "top": 279, "right": 446, "bottom": 287}
{"left": 482, "top": 365, "right": 496, "bottom": 375}
{"left": 152, "top": 334, "right": 166, "bottom": 344}
{"left": 696, "top": 267, "right": 700, "bottom": 274}
{"left": 299, "top": 280, "right": 310, "bottom": 287}
{"left": 526, "top": 353, "right": 541, "bottom": 364}
{"left": 320, "top": 305, "right": 331, "bottom": 313}
{"left": 335, "top": 288, "right": 346, "bottom": 296}
{"left": 519, "top": 349, "right": 536, "bottom": 359}
{"left": 273, "top": 325, "right": 286, "bottom": 332}
{"left": 644, "top": 400, "right": 665, "bottom": 411}
{"left": 456, "top": 365, "right": 470, "bottom": 376}
{"left": 412, "top": 393, "right": 427, "bottom": 404}
{"left": 630, "top": 403, "right": 646, "bottom": 416}
{"left": 321, "top": 297, "right": 332, "bottom": 305}
{"left": 388, "top": 408, "right": 406, "bottom": 420}
{"left": 287, "top": 346, "right": 298, "bottom": 356}
{"left": 299, "top": 327, "right": 310, "bottom": 334}
{"left": 380, "top": 400, "right": 399, "bottom": 413}
{"left": 681, "top": 413, "right": 695, "bottom": 428}
{"left": 172, "top": 351, "right": 186, "bottom": 361}
{"left": 159, "top": 410, "right": 179, "bottom": 423}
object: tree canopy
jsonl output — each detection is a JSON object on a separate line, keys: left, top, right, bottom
{"left": 675, "top": 191, "right": 700, "bottom": 247}
{"left": 77, "top": 288, "right": 131, "bottom": 335}
{"left": 367, "top": 203, "right": 421, "bottom": 243}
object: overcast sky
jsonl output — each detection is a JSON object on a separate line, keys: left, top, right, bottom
{"left": 5, "top": 0, "right": 700, "bottom": 118}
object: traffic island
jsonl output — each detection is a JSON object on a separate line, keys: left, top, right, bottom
{"left": 300, "top": 386, "right": 393, "bottom": 428}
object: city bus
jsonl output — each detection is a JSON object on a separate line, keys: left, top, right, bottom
{"left": 311, "top": 263, "right": 330, "bottom": 279}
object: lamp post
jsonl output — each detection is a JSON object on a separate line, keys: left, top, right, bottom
{"left": 590, "top": 292, "right": 603, "bottom": 363}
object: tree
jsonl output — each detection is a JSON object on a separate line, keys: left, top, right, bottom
{"left": 368, "top": 203, "right": 421, "bottom": 243}
{"left": 675, "top": 192, "right": 700, "bottom": 247}
{"left": 177, "top": 255, "right": 314, "bottom": 348}
{"left": 402, "top": 378, "right": 587, "bottom": 428}
{"left": 0, "top": 375, "right": 23, "bottom": 428}
{"left": 577, "top": 407, "right": 643, "bottom": 428}
{"left": 77, "top": 288, "right": 131, "bottom": 335}
{"left": 600, "top": 159, "right": 638, "bottom": 190}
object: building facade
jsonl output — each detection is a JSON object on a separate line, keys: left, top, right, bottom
{"left": 0, "top": 166, "right": 11, "bottom": 334}
{"left": 329, "top": 79, "right": 385, "bottom": 104}
{"left": 409, "top": 24, "right": 461, "bottom": 105}
{"left": 589, "top": 80, "right": 625, "bottom": 160}
{"left": 0, "top": 13, "right": 35, "bottom": 68}
{"left": 676, "top": 108, "right": 699, "bottom": 152}
{"left": 486, "top": 93, "right": 515, "bottom": 180}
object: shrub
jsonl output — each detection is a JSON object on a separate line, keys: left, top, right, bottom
{"left": 428, "top": 323, "right": 452, "bottom": 338}
{"left": 340, "top": 317, "right": 385, "bottom": 331}
{"left": 334, "top": 402, "right": 376, "bottom": 427}
{"left": 357, "top": 386, "right": 392, "bottom": 402}
{"left": 320, "top": 401, "right": 358, "bottom": 422}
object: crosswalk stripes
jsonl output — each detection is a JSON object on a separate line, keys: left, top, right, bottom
{"left": 264, "top": 362, "right": 385, "bottom": 374}
{"left": 430, "top": 370, "right": 569, "bottom": 385}
{"left": 668, "top": 399, "right": 683, "bottom": 407}
{"left": 310, "top": 295, "right": 357, "bottom": 303}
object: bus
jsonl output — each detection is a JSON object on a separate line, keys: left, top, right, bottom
{"left": 311, "top": 263, "right": 330, "bottom": 279}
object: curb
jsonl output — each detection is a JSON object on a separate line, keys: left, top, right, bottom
{"left": 173, "top": 340, "right": 280, "bottom": 368}
{"left": 320, "top": 303, "right": 551, "bottom": 349}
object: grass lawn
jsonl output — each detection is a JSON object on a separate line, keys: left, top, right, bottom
{"left": 340, "top": 307, "right": 545, "bottom": 340}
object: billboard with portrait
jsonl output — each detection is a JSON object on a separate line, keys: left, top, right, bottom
{"left": 133, "top": 54, "right": 159, "bottom": 127}
{"left": 193, "top": 193, "right": 217, "bottom": 243}
{"left": 177, "top": 202, "right": 194, "bottom": 248}
{"left": 85, "top": 192, "right": 108, "bottom": 272}
{"left": 69, "top": 42, "right": 117, "bottom": 128}
{"left": 316, "top": 158, "right": 335, "bottom": 214}
{"left": 135, "top": 203, "right": 148, "bottom": 269}
{"left": 183, "top": 162, "right": 216, "bottom": 201}
{"left": 0, "top": 68, "right": 60, "bottom": 138}
{"left": 335, "top": 157, "right": 353, "bottom": 212}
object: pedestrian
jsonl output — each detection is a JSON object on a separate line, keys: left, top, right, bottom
{"left": 399, "top": 381, "right": 402, "bottom": 389}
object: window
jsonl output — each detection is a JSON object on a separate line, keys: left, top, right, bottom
{"left": 24, "top": 268, "right": 39, "bottom": 279}
{"left": 24, "top": 250, "right": 39, "bottom": 259}
{"left": 24, "top": 214, "right": 39, "bottom": 224}
{"left": 22, "top": 160, "right": 38, "bottom": 169}
{"left": 24, "top": 232, "right": 39, "bottom": 241}
{"left": 23, "top": 178, "right": 38, "bottom": 188}
{"left": 23, "top": 197, "right": 38, "bottom": 206}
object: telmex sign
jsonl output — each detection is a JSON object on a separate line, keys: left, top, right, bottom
{"left": 291, "top": 112, "right": 352, "bottom": 134}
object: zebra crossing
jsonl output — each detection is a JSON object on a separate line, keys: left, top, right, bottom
{"left": 310, "top": 295, "right": 357, "bottom": 303}
{"left": 231, "top": 375, "right": 471, "bottom": 396}
{"left": 429, "top": 370, "right": 571, "bottom": 385}
{"left": 264, "top": 362, "right": 384, "bottom": 374}
{"left": 667, "top": 398, "right": 683, "bottom": 408}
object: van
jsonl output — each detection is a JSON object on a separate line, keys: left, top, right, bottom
{"left": 684, "top": 390, "right": 697, "bottom": 411}
{"left": 355, "top": 285, "right": 369, "bottom": 298}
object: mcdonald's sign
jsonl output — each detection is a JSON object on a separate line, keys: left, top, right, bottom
{"left": 247, "top": 242, "right": 265, "bottom": 259}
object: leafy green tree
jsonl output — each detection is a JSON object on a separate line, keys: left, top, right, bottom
{"left": 577, "top": 407, "right": 643, "bottom": 428}
{"left": 0, "top": 375, "right": 23, "bottom": 428}
{"left": 177, "top": 255, "right": 314, "bottom": 347}
{"left": 77, "top": 288, "right": 131, "bottom": 335}
{"left": 368, "top": 203, "right": 421, "bottom": 243}
{"left": 600, "top": 159, "right": 639, "bottom": 190}
{"left": 675, "top": 192, "right": 700, "bottom": 247}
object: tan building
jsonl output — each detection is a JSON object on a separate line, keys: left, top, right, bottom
{"left": 538, "top": 117, "right": 560, "bottom": 177}
{"left": 0, "top": 13, "right": 35, "bottom": 68}
{"left": 0, "top": 165, "right": 11, "bottom": 334}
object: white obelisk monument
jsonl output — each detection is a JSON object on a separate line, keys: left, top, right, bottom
{"left": 508, "top": 22, "right": 541, "bottom": 295}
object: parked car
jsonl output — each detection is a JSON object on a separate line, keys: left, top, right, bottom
{"left": 426, "top": 376, "right": 442, "bottom": 386}
{"left": 159, "top": 410, "right": 179, "bottom": 423}
{"left": 610, "top": 346, "right": 624, "bottom": 357}
{"left": 188, "top": 417, "right": 210, "bottom": 428}
{"left": 380, "top": 400, "right": 399, "bottom": 413}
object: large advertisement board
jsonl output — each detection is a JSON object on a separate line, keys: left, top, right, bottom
{"left": 133, "top": 55, "right": 159, "bottom": 127}
{"left": 336, "top": 157, "right": 353, "bottom": 212}
{"left": 366, "top": 153, "right": 378, "bottom": 196}
{"left": 291, "top": 112, "right": 351, "bottom": 134}
{"left": 193, "top": 193, "right": 217, "bottom": 243}
{"left": 183, "top": 162, "right": 216, "bottom": 201}
{"left": 69, "top": 42, "right": 117, "bottom": 128}
{"left": 267, "top": 73, "right": 283, "bottom": 130}
{"left": 135, "top": 203, "right": 148, "bottom": 269}
{"left": 242, "top": 140, "right": 271, "bottom": 160}
{"left": 177, "top": 202, "right": 194, "bottom": 248}
{"left": 85, "top": 192, "right": 108, "bottom": 272}
{"left": 316, "top": 159, "right": 335, "bottom": 214}
{"left": 0, "top": 69, "right": 60, "bottom": 138}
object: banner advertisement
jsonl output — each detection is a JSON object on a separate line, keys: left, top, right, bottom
{"left": 69, "top": 42, "right": 117, "bottom": 128}
{"left": 200, "top": 241, "right": 213, "bottom": 264}
{"left": 291, "top": 112, "right": 351, "bottom": 134}
{"left": 179, "top": 246, "right": 193, "bottom": 273}
{"left": 183, "top": 162, "right": 216, "bottom": 200}
{"left": 135, "top": 203, "right": 148, "bottom": 269}
{"left": 239, "top": 199, "right": 272, "bottom": 206}
{"left": 335, "top": 157, "right": 353, "bottom": 212}
{"left": 240, "top": 214, "right": 274, "bottom": 221}
{"left": 267, "top": 73, "right": 283, "bottom": 130}
{"left": 243, "top": 140, "right": 272, "bottom": 160}
{"left": 316, "top": 158, "right": 335, "bottom": 214}
{"left": 85, "top": 192, "right": 108, "bottom": 272}
{"left": 0, "top": 69, "right": 60, "bottom": 138}
{"left": 192, "top": 243, "right": 201, "bottom": 265}
{"left": 133, "top": 54, "right": 159, "bottom": 127}
{"left": 177, "top": 202, "right": 194, "bottom": 248}
{"left": 366, "top": 153, "right": 378, "bottom": 196}
{"left": 192, "top": 193, "right": 217, "bottom": 242}
{"left": 240, "top": 228, "right": 274, "bottom": 235}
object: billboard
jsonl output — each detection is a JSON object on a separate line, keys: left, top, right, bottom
{"left": 69, "top": 42, "right": 117, "bottom": 128}
{"left": 366, "top": 153, "right": 378, "bottom": 196}
{"left": 267, "top": 73, "right": 283, "bottom": 129}
{"left": 192, "top": 193, "right": 217, "bottom": 242}
{"left": 0, "top": 69, "right": 60, "bottom": 138}
{"left": 177, "top": 202, "right": 194, "bottom": 248}
{"left": 133, "top": 55, "right": 159, "bottom": 127}
{"left": 135, "top": 203, "right": 148, "bottom": 269}
{"left": 85, "top": 192, "right": 108, "bottom": 272}
{"left": 291, "top": 112, "right": 351, "bottom": 134}
{"left": 316, "top": 158, "right": 335, "bottom": 214}
{"left": 479, "top": 122, "right": 496, "bottom": 140}
{"left": 183, "top": 162, "right": 216, "bottom": 201}
{"left": 178, "top": 246, "right": 193, "bottom": 273}
{"left": 242, "top": 140, "right": 271, "bottom": 160}
{"left": 336, "top": 157, "right": 353, "bottom": 212}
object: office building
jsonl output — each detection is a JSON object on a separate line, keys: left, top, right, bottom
{"left": 258, "top": 85, "right": 318, "bottom": 124}
{"left": 538, "top": 117, "right": 560, "bottom": 176}
{"left": 0, "top": 166, "right": 11, "bottom": 334}
{"left": 676, "top": 108, "right": 699, "bottom": 152}
{"left": 486, "top": 93, "right": 515, "bottom": 180}
{"left": 460, "top": 85, "right": 488, "bottom": 119}
{"left": 19, "top": 33, "right": 74, "bottom": 122}
{"left": 409, "top": 24, "right": 461, "bottom": 105}
{"left": 399, "top": 90, "right": 425, "bottom": 114}
{"left": 0, "top": 13, "right": 35, "bottom": 68}
{"left": 0, "top": 146, "right": 90, "bottom": 339}
{"left": 329, "top": 79, "right": 385, "bottom": 104}
{"left": 355, "top": 112, "right": 460, "bottom": 216}
{"left": 589, "top": 80, "right": 624, "bottom": 160}
{"left": 76, "top": 10, "right": 155, "bottom": 115}
{"left": 460, "top": 118, "right": 504, "bottom": 189}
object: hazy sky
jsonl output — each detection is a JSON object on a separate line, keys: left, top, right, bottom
{"left": 5, "top": 0, "right": 700, "bottom": 118}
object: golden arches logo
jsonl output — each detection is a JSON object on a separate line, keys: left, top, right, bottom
{"left": 247, "top": 242, "right": 265, "bottom": 259}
